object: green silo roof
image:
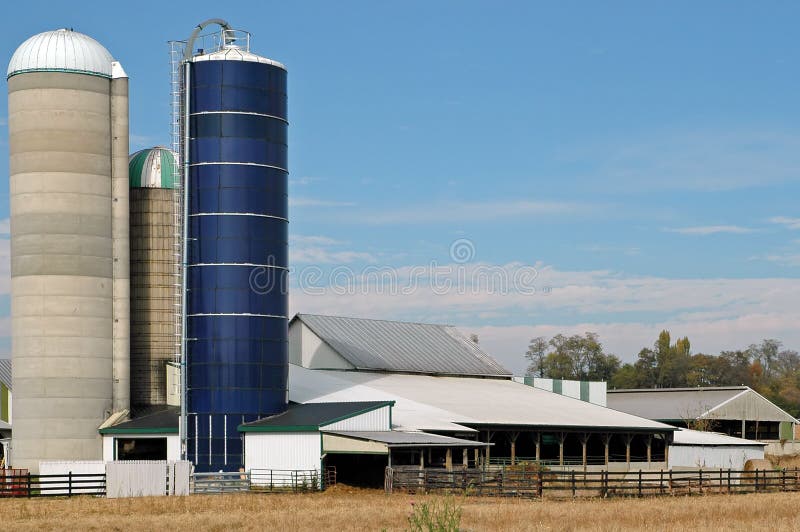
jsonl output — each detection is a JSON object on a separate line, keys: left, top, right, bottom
{"left": 129, "top": 147, "right": 178, "bottom": 189}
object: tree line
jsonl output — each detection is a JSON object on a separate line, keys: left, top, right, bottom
{"left": 524, "top": 330, "right": 800, "bottom": 417}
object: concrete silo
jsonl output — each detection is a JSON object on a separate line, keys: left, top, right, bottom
{"left": 129, "top": 147, "right": 179, "bottom": 408}
{"left": 7, "top": 29, "right": 129, "bottom": 471}
{"left": 179, "top": 21, "right": 288, "bottom": 472}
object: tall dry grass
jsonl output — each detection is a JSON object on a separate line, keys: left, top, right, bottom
{"left": 0, "top": 488, "right": 797, "bottom": 531}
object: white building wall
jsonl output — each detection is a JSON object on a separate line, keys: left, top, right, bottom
{"left": 289, "top": 322, "right": 353, "bottom": 370}
{"left": 669, "top": 445, "right": 765, "bottom": 470}
{"left": 561, "top": 380, "right": 581, "bottom": 399}
{"left": 589, "top": 382, "right": 606, "bottom": 407}
{"left": 244, "top": 432, "right": 320, "bottom": 473}
{"left": 322, "top": 405, "right": 391, "bottom": 431}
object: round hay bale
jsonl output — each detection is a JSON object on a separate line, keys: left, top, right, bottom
{"left": 744, "top": 459, "right": 773, "bottom": 471}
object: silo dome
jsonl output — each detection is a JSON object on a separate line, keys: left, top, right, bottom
{"left": 7, "top": 28, "right": 115, "bottom": 79}
{"left": 129, "top": 147, "right": 178, "bottom": 188}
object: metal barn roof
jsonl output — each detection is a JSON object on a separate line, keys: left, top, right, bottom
{"left": 672, "top": 428, "right": 767, "bottom": 447}
{"left": 328, "top": 431, "right": 489, "bottom": 448}
{"left": 99, "top": 407, "right": 179, "bottom": 434}
{"left": 293, "top": 314, "right": 511, "bottom": 377}
{"left": 607, "top": 387, "right": 798, "bottom": 424}
{"left": 289, "top": 364, "right": 674, "bottom": 434}
{"left": 239, "top": 401, "right": 393, "bottom": 432}
{"left": 0, "top": 359, "right": 10, "bottom": 389}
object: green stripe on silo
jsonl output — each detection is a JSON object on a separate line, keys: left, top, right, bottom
{"left": 128, "top": 150, "right": 148, "bottom": 188}
{"left": 0, "top": 383, "right": 8, "bottom": 422}
{"left": 580, "top": 381, "right": 590, "bottom": 402}
{"left": 552, "top": 379, "right": 562, "bottom": 395}
{"left": 160, "top": 149, "right": 177, "bottom": 188}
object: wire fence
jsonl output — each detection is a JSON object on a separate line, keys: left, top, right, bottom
{"left": 385, "top": 466, "right": 800, "bottom": 499}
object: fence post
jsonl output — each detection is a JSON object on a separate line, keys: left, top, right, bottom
{"left": 699, "top": 469, "right": 703, "bottom": 494}
{"left": 755, "top": 469, "right": 758, "bottom": 493}
{"left": 659, "top": 469, "right": 663, "bottom": 495}
{"left": 782, "top": 468, "right": 786, "bottom": 492}
{"left": 727, "top": 469, "right": 731, "bottom": 494}
{"left": 668, "top": 469, "right": 673, "bottom": 496}
{"left": 571, "top": 470, "right": 576, "bottom": 498}
{"left": 27, "top": 472, "right": 31, "bottom": 498}
{"left": 536, "top": 470, "right": 543, "bottom": 498}
{"left": 718, "top": 469, "right": 722, "bottom": 493}
{"left": 68, "top": 471, "right": 72, "bottom": 498}
{"left": 638, "top": 470, "right": 642, "bottom": 497}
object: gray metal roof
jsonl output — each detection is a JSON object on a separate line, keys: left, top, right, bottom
{"left": 607, "top": 387, "right": 798, "bottom": 423}
{"left": 328, "top": 431, "right": 489, "bottom": 447}
{"left": 0, "top": 359, "right": 10, "bottom": 389}
{"left": 240, "top": 401, "right": 393, "bottom": 432}
{"left": 293, "top": 314, "right": 511, "bottom": 377}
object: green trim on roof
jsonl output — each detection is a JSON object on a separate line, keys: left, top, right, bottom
{"left": 99, "top": 426, "right": 178, "bottom": 435}
{"left": 237, "top": 424, "right": 320, "bottom": 433}
{"left": 238, "top": 401, "right": 395, "bottom": 433}
{"left": 7, "top": 67, "right": 112, "bottom": 80}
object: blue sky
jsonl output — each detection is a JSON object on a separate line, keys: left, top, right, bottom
{"left": 1, "top": 1, "right": 799, "bottom": 372}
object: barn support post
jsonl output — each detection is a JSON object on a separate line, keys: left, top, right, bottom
{"left": 485, "top": 431, "right": 494, "bottom": 465}
{"left": 623, "top": 434, "right": 634, "bottom": 465}
{"left": 741, "top": 419, "right": 746, "bottom": 438}
{"left": 646, "top": 435, "right": 652, "bottom": 465}
{"left": 534, "top": 432, "right": 541, "bottom": 463}
{"left": 445, "top": 448, "right": 453, "bottom": 471}
{"left": 474, "top": 448, "right": 479, "bottom": 468}
{"left": 602, "top": 434, "right": 612, "bottom": 466}
{"left": 463, "top": 448, "right": 468, "bottom": 468}
{"left": 508, "top": 431, "right": 520, "bottom": 465}
{"left": 558, "top": 432, "right": 567, "bottom": 466}
{"left": 420, "top": 450, "right": 425, "bottom": 469}
{"left": 580, "top": 433, "right": 590, "bottom": 470}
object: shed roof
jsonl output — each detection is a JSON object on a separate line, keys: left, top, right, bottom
{"left": 99, "top": 406, "right": 179, "bottom": 434}
{"left": 289, "top": 364, "right": 674, "bottom": 434}
{"left": 239, "top": 401, "right": 393, "bottom": 432}
{"left": 0, "top": 359, "right": 10, "bottom": 389}
{"left": 328, "top": 431, "right": 489, "bottom": 447}
{"left": 607, "top": 387, "right": 798, "bottom": 424}
{"left": 671, "top": 428, "right": 767, "bottom": 447}
{"left": 293, "top": 314, "right": 511, "bottom": 377}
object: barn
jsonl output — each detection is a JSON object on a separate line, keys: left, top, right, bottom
{"left": 607, "top": 387, "right": 797, "bottom": 440}
{"left": 669, "top": 428, "right": 766, "bottom": 470}
{"left": 235, "top": 314, "right": 677, "bottom": 485}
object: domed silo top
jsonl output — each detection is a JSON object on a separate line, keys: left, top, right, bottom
{"left": 129, "top": 147, "right": 178, "bottom": 189}
{"left": 7, "top": 28, "right": 118, "bottom": 79}
{"left": 191, "top": 45, "right": 286, "bottom": 70}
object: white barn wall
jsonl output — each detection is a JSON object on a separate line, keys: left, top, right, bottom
{"left": 589, "top": 382, "right": 606, "bottom": 407}
{"left": 322, "top": 405, "right": 391, "bottom": 431}
{"left": 562, "top": 380, "right": 580, "bottom": 400}
{"left": 290, "top": 322, "right": 353, "bottom": 370}
{"left": 245, "top": 432, "right": 320, "bottom": 474}
{"left": 669, "top": 445, "right": 765, "bottom": 470}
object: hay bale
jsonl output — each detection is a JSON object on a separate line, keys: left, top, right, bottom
{"left": 744, "top": 459, "right": 772, "bottom": 471}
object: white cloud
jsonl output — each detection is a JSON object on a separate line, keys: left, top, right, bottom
{"left": 769, "top": 216, "right": 800, "bottom": 230}
{"left": 664, "top": 225, "right": 755, "bottom": 235}
{"left": 290, "top": 176, "right": 325, "bottom": 186}
{"left": 288, "top": 260, "right": 800, "bottom": 372}
{"left": 752, "top": 253, "right": 800, "bottom": 266}
{"left": 290, "top": 197, "right": 356, "bottom": 208}
{"left": 0, "top": 218, "right": 9, "bottom": 236}
{"left": 290, "top": 234, "right": 376, "bottom": 264}
{"left": 339, "top": 199, "right": 591, "bottom": 225}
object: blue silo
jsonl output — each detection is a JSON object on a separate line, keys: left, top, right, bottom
{"left": 183, "top": 23, "right": 288, "bottom": 472}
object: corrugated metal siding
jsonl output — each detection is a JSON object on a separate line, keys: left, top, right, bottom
{"left": 244, "top": 432, "right": 320, "bottom": 472}
{"left": 669, "top": 445, "right": 764, "bottom": 470}
{"left": 295, "top": 314, "right": 510, "bottom": 376}
{"left": 107, "top": 461, "right": 167, "bottom": 498}
{"left": 322, "top": 405, "right": 391, "bottom": 431}
{"left": 0, "top": 359, "right": 10, "bottom": 389}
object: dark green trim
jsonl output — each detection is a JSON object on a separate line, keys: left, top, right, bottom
{"left": 8, "top": 67, "right": 111, "bottom": 80}
{"left": 99, "top": 427, "right": 178, "bottom": 435}
{"left": 552, "top": 379, "right": 563, "bottom": 395}
{"left": 580, "top": 381, "right": 590, "bottom": 402}
{"left": 238, "top": 401, "right": 395, "bottom": 433}
{"left": 238, "top": 424, "right": 319, "bottom": 433}
{"left": 318, "top": 401, "right": 395, "bottom": 428}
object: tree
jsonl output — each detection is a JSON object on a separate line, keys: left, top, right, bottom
{"left": 524, "top": 337, "right": 548, "bottom": 377}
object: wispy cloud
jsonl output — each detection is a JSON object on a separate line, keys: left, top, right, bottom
{"left": 290, "top": 234, "right": 376, "bottom": 264}
{"left": 0, "top": 218, "right": 9, "bottom": 236}
{"left": 665, "top": 225, "right": 755, "bottom": 235}
{"left": 339, "top": 199, "right": 592, "bottom": 225}
{"left": 769, "top": 216, "right": 800, "bottom": 230}
{"left": 751, "top": 253, "right": 800, "bottom": 267}
{"left": 289, "top": 197, "right": 356, "bottom": 208}
{"left": 290, "top": 176, "right": 326, "bottom": 186}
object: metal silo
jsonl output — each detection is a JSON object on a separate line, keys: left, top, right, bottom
{"left": 7, "top": 29, "right": 130, "bottom": 471}
{"left": 129, "top": 147, "right": 178, "bottom": 407}
{"left": 177, "top": 21, "right": 288, "bottom": 472}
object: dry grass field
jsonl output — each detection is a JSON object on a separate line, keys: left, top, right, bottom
{"left": 0, "top": 487, "right": 797, "bottom": 531}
